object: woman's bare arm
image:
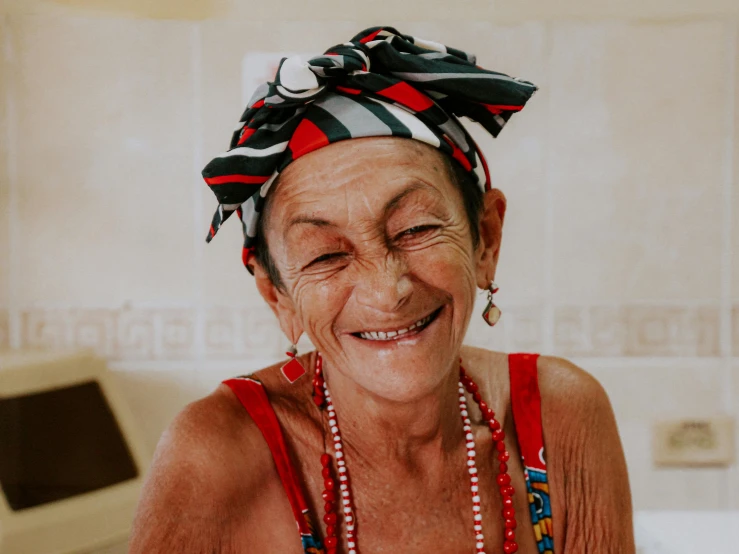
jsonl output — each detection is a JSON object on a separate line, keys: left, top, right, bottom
{"left": 128, "top": 389, "right": 270, "bottom": 554}
{"left": 540, "top": 357, "right": 635, "bottom": 554}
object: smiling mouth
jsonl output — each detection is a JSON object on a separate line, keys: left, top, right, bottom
{"left": 351, "top": 307, "right": 444, "bottom": 341}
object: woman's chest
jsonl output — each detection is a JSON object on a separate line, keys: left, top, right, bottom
{"left": 288, "top": 436, "right": 540, "bottom": 554}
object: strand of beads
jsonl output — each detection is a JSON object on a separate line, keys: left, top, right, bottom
{"left": 323, "top": 382, "right": 357, "bottom": 554}
{"left": 458, "top": 379, "right": 487, "bottom": 553}
{"left": 459, "top": 364, "right": 518, "bottom": 554}
{"left": 314, "top": 353, "right": 518, "bottom": 554}
{"left": 320, "top": 453, "right": 339, "bottom": 554}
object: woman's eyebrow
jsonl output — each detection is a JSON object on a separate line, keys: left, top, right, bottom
{"left": 285, "top": 181, "right": 436, "bottom": 235}
{"left": 383, "top": 181, "right": 431, "bottom": 216}
{"left": 287, "top": 215, "right": 336, "bottom": 229}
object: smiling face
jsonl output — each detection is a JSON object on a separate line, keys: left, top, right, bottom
{"left": 254, "top": 136, "right": 505, "bottom": 402}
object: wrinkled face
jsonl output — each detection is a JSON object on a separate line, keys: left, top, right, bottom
{"left": 257, "top": 136, "right": 503, "bottom": 402}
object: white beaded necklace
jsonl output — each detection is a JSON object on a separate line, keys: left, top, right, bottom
{"left": 321, "top": 378, "right": 491, "bottom": 554}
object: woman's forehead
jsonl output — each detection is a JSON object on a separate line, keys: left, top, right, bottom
{"left": 268, "top": 137, "right": 454, "bottom": 221}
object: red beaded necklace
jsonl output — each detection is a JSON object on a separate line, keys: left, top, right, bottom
{"left": 311, "top": 353, "right": 519, "bottom": 554}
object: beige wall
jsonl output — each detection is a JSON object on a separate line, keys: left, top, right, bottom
{"left": 1, "top": 0, "right": 739, "bottom": 513}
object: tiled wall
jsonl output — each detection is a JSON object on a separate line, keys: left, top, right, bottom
{"left": 1, "top": 9, "right": 739, "bottom": 511}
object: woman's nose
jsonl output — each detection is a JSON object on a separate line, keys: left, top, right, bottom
{"left": 353, "top": 254, "right": 413, "bottom": 313}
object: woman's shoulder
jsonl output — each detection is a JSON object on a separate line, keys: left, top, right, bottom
{"left": 162, "top": 354, "right": 320, "bottom": 469}
{"left": 138, "top": 357, "right": 302, "bottom": 505}
{"left": 461, "top": 346, "right": 607, "bottom": 403}
{"left": 534, "top": 355, "right": 618, "bottom": 470}
{"left": 129, "top": 362, "right": 309, "bottom": 552}
{"left": 142, "top": 378, "right": 278, "bottom": 500}
{"left": 535, "top": 354, "right": 611, "bottom": 417}
{"left": 460, "top": 346, "right": 611, "bottom": 422}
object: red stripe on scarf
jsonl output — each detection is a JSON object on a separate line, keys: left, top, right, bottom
{"left": 242, "top": 246, "right": 255, "bottom": 270}
{"left": 481, "top": 103, "right": 524, "bottom": 115}
{"left": 377, "top": 82, "right": 434, "bottom": 112}
{"left": 336, "top": 85, "right": 362, "bottom": 95}
{"left": 288, "top": 118, "right": 330, "bottom": 160}
{"left": 359, "top": 28, "right": 383, "bottom": 44}
{"left": 237, "top": 127, "right": 257, "bottom": 146}
{"left": 204, "top": 174, "right": 271, "bottom": 186}
{"left": 442, "top": 136, "right": 472, "bottom": 172}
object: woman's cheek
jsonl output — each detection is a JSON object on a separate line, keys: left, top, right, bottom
{"left": 295, "top": 277, "right": 350, "bottom": 333}
{"left": 406, "top": 239, "right": 476, "bottom": 288}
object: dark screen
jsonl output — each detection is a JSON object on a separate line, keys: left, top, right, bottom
{"left": 0, "top": 380, "right": 139, "bottom": 511}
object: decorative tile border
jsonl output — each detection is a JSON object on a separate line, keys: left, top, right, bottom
{"left": 204, "top": 305, "right": 284, "bottom": 358}
{"left": 7, "top": 304, "right": 727, "bottom": 360}
{"left": 555, "top": 305, "right": 721, "bottom": 357}
{"left": 17, "top": 306, "right": 287, "bottom": 361}
{"left": 20, "top": 308, "right": 201, "bottom": 360}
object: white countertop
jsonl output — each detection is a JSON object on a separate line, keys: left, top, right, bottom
{"left": 635, "top": 511, "right": 739, "bottom": 553}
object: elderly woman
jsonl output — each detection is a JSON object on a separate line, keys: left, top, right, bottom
{"left": 130, "top": 26, "right": 634, "bottom": 554}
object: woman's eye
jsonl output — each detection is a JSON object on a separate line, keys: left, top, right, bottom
{"left": 397, "top": 225, "right": 439, "bottom": 239}
{"left": 307, "top": 252, "right": 345, "bottom": 267}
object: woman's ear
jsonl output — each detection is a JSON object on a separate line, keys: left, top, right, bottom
{"left": 475, "top": 188, "right": 507, "bottom": 290}
{"left": 253, "top": 261, "right": 304, "bottom": 344}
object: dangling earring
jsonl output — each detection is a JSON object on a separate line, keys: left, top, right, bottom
{"left": 280, "top": 343, "right": 307, "bottom": 383}
{"left": 482, "top": 281, "right": 501, "bottom": 326}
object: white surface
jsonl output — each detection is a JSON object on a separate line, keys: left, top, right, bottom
{"left": 635, "top": 511, "right": 739, "bottom": 553}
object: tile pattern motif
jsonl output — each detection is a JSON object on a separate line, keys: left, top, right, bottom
{"left": 9, "top": 304, "right": 725, "bottom": 359}
{"left": 556, "top": 306, "right": 721, "bottom": 357}
{"left": 17, "top": 307, "right": 286, "bottom": 360}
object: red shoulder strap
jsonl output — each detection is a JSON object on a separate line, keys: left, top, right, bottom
{"left": 508, "top": 353, "right": 547, "bottom": 472}
{"left": 223, "top": 377, "right": 312, "bottom": 534}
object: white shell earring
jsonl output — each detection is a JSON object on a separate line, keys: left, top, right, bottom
{"left": 482, "top": 281, "right": 501, "bottom": 326}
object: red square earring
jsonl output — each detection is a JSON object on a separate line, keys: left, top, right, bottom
{"left": 482, "top": 281, "right": 501, "bottom": 326}
{"left": 280, "top": 344, "right": 307, "bottom": 383}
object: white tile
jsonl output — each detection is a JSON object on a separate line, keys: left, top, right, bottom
{"left": 588, "top": 363, "right": 726, "bottom": 509}
{"left": 549, "top": 21, "right": 731, "bottom": 304}
{"left": 113, "top": 368, "right": 206, "bottom": 451}
{"left": 13, "top": 14, "right": 197, "bottom": 307}
{"left": 493, "top": 0, "right": 739, "bottom": 23}
{"left": 0, "top": 160, "right": 9, "bottom": 312}
{"left": 731, "top": 23, "right": 739, "bottom": 302}
{"left": 0, "top": 15, "right": 12, "bottom": 312}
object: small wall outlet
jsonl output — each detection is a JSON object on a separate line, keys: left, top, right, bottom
{"left": 652, "top": 416, "right": 735, "bottom": 467}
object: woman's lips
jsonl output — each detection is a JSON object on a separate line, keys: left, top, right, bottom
{"left": 351, "top": 307, "right": 443, "bottom": 342}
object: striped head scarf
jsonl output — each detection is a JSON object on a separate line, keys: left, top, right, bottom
{"left": 202, "top": 25, "right": 537, "bottom": 271}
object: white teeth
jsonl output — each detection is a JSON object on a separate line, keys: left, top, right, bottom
{"left": 358, "top": 311, "right": 436, "bottom": 341}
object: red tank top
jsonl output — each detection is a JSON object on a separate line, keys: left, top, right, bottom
{"left": 223, "top": 353, "right": 554, "bottom": 554}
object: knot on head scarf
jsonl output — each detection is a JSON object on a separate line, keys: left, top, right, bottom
{"left": 201, "top": 25, "right": 538, "bottom": 270}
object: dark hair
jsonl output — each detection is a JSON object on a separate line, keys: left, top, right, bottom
{"left": 253, "top": 153, "right": 484, "bottom": 291}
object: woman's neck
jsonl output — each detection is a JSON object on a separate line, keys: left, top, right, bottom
{"left": 321, "top": 358, "right": 464, "bottom": 474}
